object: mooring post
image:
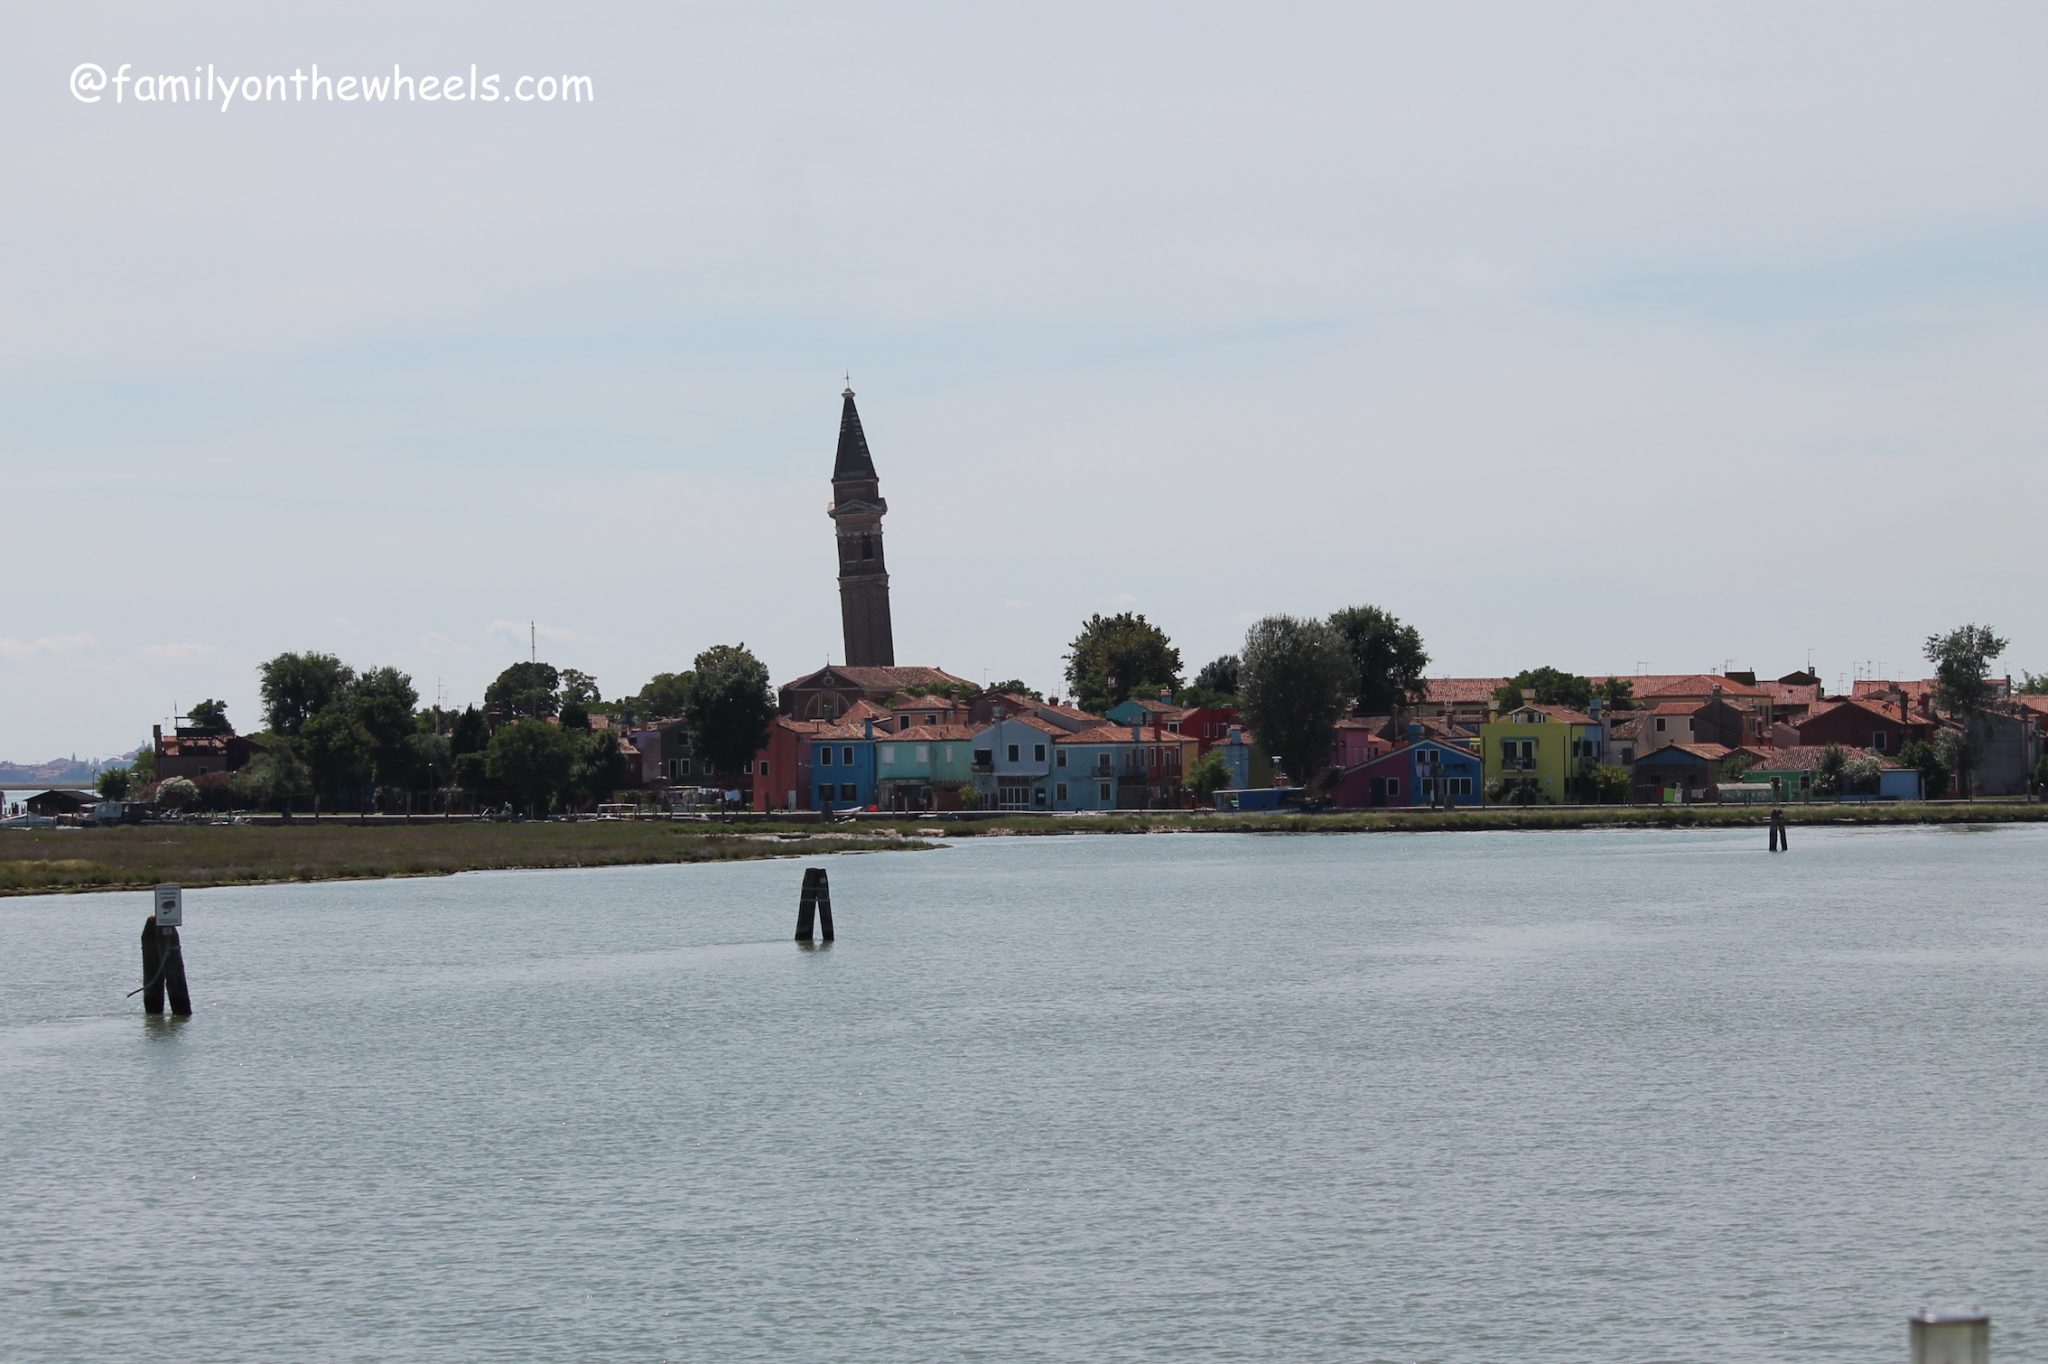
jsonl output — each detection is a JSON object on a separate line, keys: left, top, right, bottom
{"left": 140, "top": 884, "right": 192, "bottom": 1016}
{"left": 795, "top": 866, "right": 833, "bottom": 943}
{"left": 140, "top": 918, "right": 166, "bottom": 1015}
{"left": 1909, "top": 1306, "right": 1989, "bottom": 1363}
{"left": 1768, "top": 807, "right": 1788, "bottom": 852}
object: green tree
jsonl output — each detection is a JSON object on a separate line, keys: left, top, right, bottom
{"left": 486, "top": 719, "right": 577, "bottom": 816}
{"left": 1238, "top": 614, "right": 1356, "bottom": 789}
{"left": 629, "top": 671, "right": 695, "bottom": 720}
{"left": 302, "top": 706, "right": 374, "bottom": 807}
{"left": 985, "top": 678, "right": 1042, "bottom": 701}
{"left": 259, "top": 651, "right": 355, "bottom": 735}
{"left": 1496, "top": 667, "right": 1594, "bottom": 713}
{"left": 690, "top": 644, "right": 776, "bottom": 776}
{"left": 1897, "top": 738, "right": 1952, "bottom": 800}
{"left": 560, "top": 668, "right": 602, "bottom": 706}
{"left": 1185, "top": 748, "right": 1233, "bottom": 801}
{"left": 96, "top": 767, "right": 133, "bottom": 800}
{"left": 1843, "top": 754, "right": 1882, "bottom": 797}
{"left": 571, "top": 729, "right": 630, "bottom": 807}
{"left": 1814, "top": 744, "right": 1849, "bottom": 799}
{"left": 1596, "top": 677, "right": 1637, "bottom": 712}
{"left": 1587, "top": 764, "right": 1633, "bottom": 803}
{"left": 409, "top": 732, "right": 453, "bottom": 795}
{"left": 560, "top": 699, "right": 592, "bottom": 730}
{"left": 1720, "top": 751, "right": 1759, "bottom": 781}
{"left": 1193, "top": 654, "right": 1240, "bottom": 697}
{"left": 450, "top": 705, "right": 491, "bottom": 757}
{"left": 2020, "top": 670, "right": 2048, "bottom": 695}
{"left": 349, "top": 666, "right": 421, "bottom": 790}
{"left": 130, "top": 741, "right": 156, "bottom": 785}
{"left": 1327, "top": 605, "right": 1430, "bottom": 715}
{"left": 485, "top": 661, "right": 562, "bottom": 720}
{"left": 232, "top": 742, "right": 314, "bottom": 818}
{"left": 1925, "top": 623, "right": 2007, "bottom": 798}
{"left": 1065, "top": 612, "right": 1184, "bottom": 715}
{"left": 188, "top": 698, "right": 233, "bottom": 733}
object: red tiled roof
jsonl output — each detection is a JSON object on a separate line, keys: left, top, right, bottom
{"left": 1637, "top": 742, "right": 1735, "bottom": 763}
{"left": 1424, "top": 678, "right": 1508, "bottom": 703}
{"left": 1744, "top": 745, "right": 1906, "bottom": 771}
{"left": 883, "top": 724, "right": 982, "bottom": 742}
{"left": 1503, "top": 704, "right": 1598, "bottom": 725}
{"left": 981, "top": 713, "right": 1063, "bottom": 736}
{"left": 1796, "top": 697, "right": 1934, "bottom": 733}
{"left": 779, "top": 665, "right": 974, "bottom": 691}
{"left": 1636, "top": 673, "right": 1769, "bottom": 700}
{"left": 1648, "top": 701, "right": 1703, "bottom": 715}
{"left": 1055, "top": 723, "right": 1190, "bottom": 745}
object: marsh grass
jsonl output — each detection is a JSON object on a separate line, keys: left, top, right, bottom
{"left": 0, "top": 823, "right": 929, "bottom": 897}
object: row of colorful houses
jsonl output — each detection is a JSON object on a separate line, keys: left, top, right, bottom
{"left": 613, "top": 664, "right": 2042, "bottom": 813}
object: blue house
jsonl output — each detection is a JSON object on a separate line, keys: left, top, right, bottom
{"left": 1331, "top": 731, "right": 1483, "bottom": 808}
{"left": 971, "top": 714, "right": 1060, "bottom": 810}
{"left": 808, "top": 719, "right": 878, "bottom": 812}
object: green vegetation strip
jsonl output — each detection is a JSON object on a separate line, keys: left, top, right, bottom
{"left": 0, "top": 823, "right": 930, "bottom": 897}
{"left": 845, "top": 801, "right": 2048, "bottom": 838}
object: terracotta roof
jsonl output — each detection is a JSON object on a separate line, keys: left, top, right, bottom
{"left": 884, "top": 692, "right": 969, "bottom": 712}
{"left": 1744, "top": 744, "right": 1906, "bottom": 771}
{"left": 1055, "top": 723, "right": 1190, "bottom": 745}
{"left": 1334, "top": 716, "right": 1384, "bottom": 730}
{"left": 982, "top": 713, "right": 1063, "bottom": 736}
{"left": 1125, "top": 697, "right": 1183, "bottom": 715}
{"left": 1636, "top": 742, "right": 1735, "bottom": 763}
{"left": 1796, "top": 697, "right": 1933, "bottom": 733}
{"left": 1649, "top": 701, "right": 1703, "bottom": 715}
{"left": 882, "top": 724, "right": 982, "bottom": 742}
{"left": 1424, "top": 678, "right": 1508, "bottom": 703}
{"left": 1762, "top": 682, "right": 1822, "bottom": 707}
{"left": 1502, "top": 704, "right": 1597, "bottom": 725}
{"left": 1606, "top": 716, "right": 1644, "bottom": 742}
{"left": 158, "top": 734, "right": 228, "bottom": 756}
{"left": 1636, "top": 673, "right": 1769, "bottom": 700}
{"left": 780, "top": 665, "right": 973, "bottom": 691}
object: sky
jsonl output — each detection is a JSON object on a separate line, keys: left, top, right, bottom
{"left": 4, "top": 2, "right": 2045, "bottom": 760}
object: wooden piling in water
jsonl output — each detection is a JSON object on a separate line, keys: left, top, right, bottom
{"left": 1768, "top": 807, "right": 1789, "bottom": 853}
{"left": 796, "top": 867, "right": 834, "bottom": 942}
{"left": 139, "top": 920, "right": 192, "bottom": 1015}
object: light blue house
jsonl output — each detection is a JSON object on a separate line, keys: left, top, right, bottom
{"left": 1332, "top": 730, "right": 1483, "bottom": 808}
{"left": 971, "top": 715, "right": 1059, "bottom": 810}
{"left": 1049, "top": 726, "right": 1136, "bottom": 811}
{"left": 808, "top": 720, "right": 878, "bottom": 812}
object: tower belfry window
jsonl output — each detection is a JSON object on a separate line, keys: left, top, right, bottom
{"left": 861, "top": 534, "right": 874, "bottom": 561}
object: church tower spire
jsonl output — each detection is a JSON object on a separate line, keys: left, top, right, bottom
{"left": 828, "top": 385, "right": 895, "bottom": 667}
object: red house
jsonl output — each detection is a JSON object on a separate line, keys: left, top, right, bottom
{"left": 750, "top": 717, "right": 830, "bottom": 812}
{"left": 1794, "top": 696, "right": 1938, "bottom": 757}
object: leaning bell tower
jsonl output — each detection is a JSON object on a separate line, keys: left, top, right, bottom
{"left": 828, "top": 386, "right": 895, "bottom": 667}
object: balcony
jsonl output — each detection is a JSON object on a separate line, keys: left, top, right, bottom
{"left": 1500, "top": 757, "right": 1537, "bottom": 772}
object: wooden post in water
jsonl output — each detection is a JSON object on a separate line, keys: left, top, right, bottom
{"left": 139, "top": 884, "right": 193, "bottom": 1016}
{"left": 795, "top": 867, "right": 834, "bottom": 943}
{"left": 1768, "top": 807, "right": 1789, "bottom": 852}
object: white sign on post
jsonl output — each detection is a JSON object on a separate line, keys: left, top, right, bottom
{"left": 153, "top": 884, "right": 183, "bottom": 928}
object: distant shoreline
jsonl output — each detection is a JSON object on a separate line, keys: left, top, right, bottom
{"left": 3, "top": 801, "right": 2042, "bottom": 898}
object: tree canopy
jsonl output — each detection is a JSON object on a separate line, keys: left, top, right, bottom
{"left": 187, "top": 698, "right": 232, "bottom": 733}
{"left": 1327, "top": 605, "right": 1430, "bottom": 715}
{"left": 1494, "top": 667, "right": 1594, "bottom": 713}
{"left": 485, "top": 661, "right": 562, "bottom": 720}
{"left": 1065, "top": 612, "right": 1183, "bottom": 715}
{"left": 628, "top": 671, "right": 695, "bottom": 721}
{"left": 259, "top": 651, "right": 355, "bottom": 736}
{"left": 1237, "top": 614, "right": 1356, "bottom": 788}
{"left": 690, "top": 644, "right": 776, "bottom": 777}
{"left": 486, "top": 719, "right": 577, "bottom": 816}
{"left": 1925, "top": 623, "right": 2007, "bottom": 798}
{"left": 984, "top": 679, "right": 1042, "bottom": 701}
{"left": 560, "top": 668, "right": 601, "bottom": 706}
{"left": 1193, "top": 655, "right": 1240, "bottom": 697}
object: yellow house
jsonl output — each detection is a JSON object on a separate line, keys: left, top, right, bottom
{"left": 1480, "top": 704, "right": 1604, "bottom": 804}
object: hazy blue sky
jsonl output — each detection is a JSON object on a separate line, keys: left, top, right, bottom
{"left": 5, "top": 3, "right": 2044, "bottom": 759}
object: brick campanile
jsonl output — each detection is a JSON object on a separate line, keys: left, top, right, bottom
{"left": 828, "top": 386, "right": 895, "bottom": 667}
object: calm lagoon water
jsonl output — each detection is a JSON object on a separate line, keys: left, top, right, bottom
{"left": 3, "top": 825, "right": 2045, "bottom": 1361}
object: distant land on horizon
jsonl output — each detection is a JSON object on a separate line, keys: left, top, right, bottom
{"left": 0, "top": 752, "right": 142, "bottom": 786}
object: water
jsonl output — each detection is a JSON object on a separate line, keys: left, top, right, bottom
{"left": 3, "top": 825, "right": 2045, "bottom": 1361}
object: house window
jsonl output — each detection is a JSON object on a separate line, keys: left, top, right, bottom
{"left": 703, "top": 761, "right": 715, "bottom": 776}
{"left": 1388, "top": 777, "right": 1400, "bottom": 796}
{"left": 759, "top": 760, "right": 769, "bottom": 777}
{"left": 880, "top": 748, "right": 895, "bottom": 766}
{"left": 1449, "top": 777, "right": 1473, "bottom": 796}
{"left": 1008, "top": 744, "right": 1019, "bottom": 762}
{"left": 820, "top": 747, "right": 834, "bottom": 766}
{"left": 1056, "top": 750, "right": 1067, "bottom": 768}
{"left": 840, "top": 784, "right": 857, "bottom": 801}
{"left": 679, "top": 759, "right": 692, "bottom": 775}
{"left": 817, "top": 785, "right": 831, "bottom": 805}
{"left": 1655, "top": 717, "right": 1667, "bottom": 732}
{"left": 916, "top": 745, "right": 929, "bottom": 763}
{"left": 1034, "top": 744, "right": 1046, "bottom": 762}
{"left": 1056, "top": 783, "right": 1068, "bottom": 801}
{"left": 842, "top": 747, "right": 854, "bottom": 766}
{"left": 1872, "top": 732, "right": 1888, "bottom": 752}
{"left": 1099, "top": 782, "right": 1111, "bottom": 802}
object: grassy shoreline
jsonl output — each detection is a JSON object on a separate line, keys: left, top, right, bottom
{"left": 3, "top": 801, "right": 2040, "bottom": 897}
{"left": 0, "top": 823, "right": 931, "bottom": 898}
